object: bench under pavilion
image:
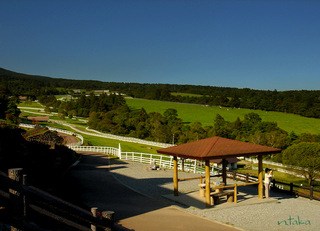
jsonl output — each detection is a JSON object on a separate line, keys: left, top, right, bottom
{"left": 157, "top": 136, "right": 282, "bottom": 207}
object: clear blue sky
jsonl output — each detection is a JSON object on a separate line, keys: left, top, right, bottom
{"left": 1, "top": 0, "right": 319, "bottom": 91}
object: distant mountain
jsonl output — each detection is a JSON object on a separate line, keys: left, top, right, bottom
{"left": 0, "top": 67, "right": 109, "bottom": 95}
{"left": 0, "top": 67, "right": 57, "bottom": 81}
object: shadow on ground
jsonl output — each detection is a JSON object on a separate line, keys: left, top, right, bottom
{"left": 58, "top": 151, "right": 295, "bottom": 230}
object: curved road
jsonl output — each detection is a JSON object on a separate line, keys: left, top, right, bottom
{"left": 64, "top": 152, "right": 240, "bottom": 231}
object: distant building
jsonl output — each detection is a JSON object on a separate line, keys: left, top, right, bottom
{"left": 93, "top": 90, "right": 110, "bottom": 95}
{"left": 9, "top": 96, "right": 27, "bottom": 101}
{"left": 211, "top": 157, "right": 240, "bottom": 170}
{"left": 27, "top": 116, "right": 49, "bottom": 122}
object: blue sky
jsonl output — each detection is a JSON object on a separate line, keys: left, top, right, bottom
{"left": 1, "top": 0, "right": 319, "bottom": 91}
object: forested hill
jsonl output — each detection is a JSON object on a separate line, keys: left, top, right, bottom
{"left": 0, "top": 67, "right": 106, "bottom": 95}
{"left": 1, "top": 67, "right": 320, "bottom": 119}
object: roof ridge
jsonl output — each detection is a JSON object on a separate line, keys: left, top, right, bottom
{"left": 202, "top": 136, "right": 220, "bottom": 157}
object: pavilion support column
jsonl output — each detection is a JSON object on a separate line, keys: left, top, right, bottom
{"left": 222, "top": 158, "right": 227, "bottom": 185}
{"left": 258, "top": 155, "right": 263, "bottom": 199}
{"left": 205, "top": 160, "right": 211, "bottom": 208}
{"left": 173, "top": 156, "right": 178, "bottom": 196}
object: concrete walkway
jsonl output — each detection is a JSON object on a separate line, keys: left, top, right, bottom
{"left": 66, "top": 152, "right": 240, "bottom": 231}
{"left": 107, "top": 155, "right": 320, "bottom": 231}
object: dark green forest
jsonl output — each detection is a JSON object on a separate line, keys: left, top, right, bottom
{"left": 1, "top": 67, "right": 320, "bottom": 119}
{"left": 1, "top": 70, "right": 320, "bottom": 175}
{"left": 37, "top": 92, "right": 320, "bottom": 164}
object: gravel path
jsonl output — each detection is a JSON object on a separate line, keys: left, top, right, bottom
{"left": 110, "top": 159, "right": 320, "bottom": 231}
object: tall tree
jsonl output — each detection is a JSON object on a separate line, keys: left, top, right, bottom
{"left": 282, "top": 142, "right": 320, "bottom": 186}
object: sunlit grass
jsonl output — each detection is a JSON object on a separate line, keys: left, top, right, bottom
{"left": 126, "top": 98, "right": 320, "bottom": 134}
{"left": 236, "top": 162, "right": 320, "bottom": 188}
{"left": 171, "top": 92, "right": 204, "bottom": 97}
{"left": 19, "top": 101, "right": 44, "bottom": 108}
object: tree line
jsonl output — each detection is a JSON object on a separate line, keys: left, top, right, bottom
{"left": 38, "top": 93, "right": 126, "bottom": 118}
{"left": 38, "top": 93, "right": 320, "bottom": 149}
{"left": 0, "top": 85, "right": 21, "bottom": 124}
{"left": 1, "top": 87, "right": 319, "bottom": 186}
{"left": 2, "top": 67, "right": 320, "bottom": 119}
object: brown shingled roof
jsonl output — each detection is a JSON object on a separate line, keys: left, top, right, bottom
{"left": 157, "top": 136, "right": 281, "bottom": 160}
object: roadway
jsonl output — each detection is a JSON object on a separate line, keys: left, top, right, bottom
{"left": 63, "top": 151, "right": 240, "bottom": 231}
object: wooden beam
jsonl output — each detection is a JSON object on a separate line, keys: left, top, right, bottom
{"left": 173, "top": 156, "right": 178, "bottom": 196}
{"left": 258, "top": 155, "right": 263, "bottom": 199}
{"left": 234, "top": 184, "right": 237, "bottom": 203}
{"left": 205, "top": 160, "right": 211, "bottom": 208}
{"left": 222, "top": 159, "right": 227, "bottom": 185}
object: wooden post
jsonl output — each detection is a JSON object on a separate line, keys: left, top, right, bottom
{"left": 222, "top": 159, "right": 227, "bottom": 185}
{"left": 181, "top": 158, "right": 185, "bottom": 172}
{"left": 173, "top": 156, "right": 178, "bottom": 196}
{"left": 246, "top": 173, "right": 249, "bottom": 183}
{"left": 102, "top": 211, "right": 115, "bottom": 231}
{"left": 234, "top": 184, "right": 237, "bottom": 203}
{"left": 22, "top": 174, "right": 28, "bottom": 222}
{"left": 310, "top": 186, "right": 314, "bottom": 200}
{"left": 272, "top": 179, "right": 276, "bottom": 191}
{"left": 200, "top": 175, "right": 203, "bottom": 184}
{"left": 205, "top": 160, "right": 211, "bottom": 208}
{"left": 290, "top": 182, "right": 293, "bottom": 195}
{"left": 258, "top": 155, "right": 263, "bottom": 199}
{"left": 233, "top": 170, "right": 236, "bottom": 180}
{"left": 8, "top": 168, "right": 24, "bottom": 231}
{"left": 91, "top": 207, "right": 98, "bottom": 231}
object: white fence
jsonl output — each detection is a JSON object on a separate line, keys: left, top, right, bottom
{"left": 70, "top": 146, "right": 119, "bottom": 156}
{"left": 68, "top": 145, "right": 218, "bottom": 174}
{"left": 84, "top": 127, "right": 174, "bottom": 148}
{"left": 246, "top": 157, "right": 319, "bottom": 179}
{"left": 49, "top": 119, "right": 173, "bottom": 148}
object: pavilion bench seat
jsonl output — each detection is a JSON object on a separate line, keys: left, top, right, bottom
{"left": 210, "top": 190, "right": 234, "bottom": 205}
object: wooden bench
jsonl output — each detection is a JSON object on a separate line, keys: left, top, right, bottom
{"left": 210, "top": 190, "right": 234, "bottom": 205}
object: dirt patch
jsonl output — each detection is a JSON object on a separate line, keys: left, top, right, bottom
{"left": 58, "top": 133, "right": 79, "bottom": 145}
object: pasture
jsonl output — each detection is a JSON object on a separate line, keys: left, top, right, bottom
{"left": 170, "top": 92, "right": 204, "bottom": 97}
{"left": 126, "top": 98, "right": 320, "bottom": 135}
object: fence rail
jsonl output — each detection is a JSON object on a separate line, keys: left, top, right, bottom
{"left": 50, "top": 119, "right": 173, "bottom": 148}
{"left": 245, "top": 157, "right": 320, "bottom": 178}
{"left": 226, "top": 170, "right": 320, "bottom": 201}
{"left": 71, "top": 145, "right": 320, "bottom": 201}
{"left": 0, "top": 168, "right": 114, "bottom": 230}
{"left": 69, "top": 146, "right": 219, "bottom": 174}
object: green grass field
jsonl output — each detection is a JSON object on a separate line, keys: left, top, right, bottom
{"left": 19, "top": 101, "right": 43, "bottom": 108}
{"left": 20, "top": 104, "right": 316, "bottom": 186}
{"left": 171, "top": 92, "right": 204, "bottom": 97}
{"left": 126, "top": 98, "right": 320, "bottom": 135}
{"left": 33, "top": 120, "right": 160, "bottom": 154}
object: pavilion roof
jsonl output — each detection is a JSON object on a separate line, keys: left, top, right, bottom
{"left": 211, "top": 157, "right": 240, "bottom": 164}
{"left": 157, "top": 136, "right": 281, "bottom": 160}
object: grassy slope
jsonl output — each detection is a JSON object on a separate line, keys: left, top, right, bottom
{"left": 171, "top": 92, "right": 203, "bottom": 97}
{"left": 19, "top": 101, "right": 44, "bottom": 108}
{"left": 30, "top": 119, "right": 159, "bottom": 154}
{"left": 126, "top": 98, "right": 320, "bottom": 134}
{"left": 19, "top": 103, "right": 317, "bottom": 186}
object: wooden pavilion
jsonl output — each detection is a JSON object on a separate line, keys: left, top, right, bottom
{"left": 157, "top": 136, "right": 281, "bottom": 207}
